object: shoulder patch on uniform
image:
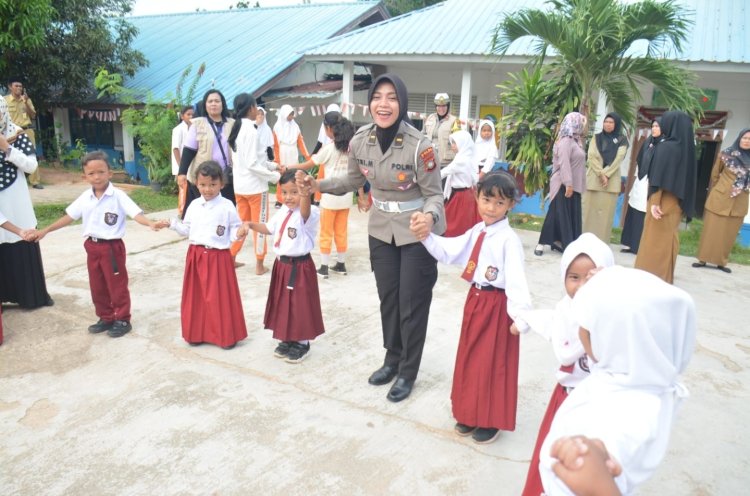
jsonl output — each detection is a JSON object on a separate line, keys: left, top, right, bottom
{"left": 367, "top": 129, "right": 377, "bottom": 145}
{"left": 420, "top": 146, "right": 436, "bottom": 171}
{"left": 393, "top": 133, "right": 404, "bottom": 148}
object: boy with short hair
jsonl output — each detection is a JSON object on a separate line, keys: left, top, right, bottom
{"left": 37, "top": 150, "right": 161, "bottom": 337}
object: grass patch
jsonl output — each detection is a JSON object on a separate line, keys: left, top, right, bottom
{"left": 509, "top": 213, "right": 750, "bottom": 265}
{"left": 34, "top": 188, "right": 178, "bottom": 230}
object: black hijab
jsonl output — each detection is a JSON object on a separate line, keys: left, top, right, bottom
{"left": 595, "top": 112, "right": 628, "bottom": 166}
{"left": 637, "top": 118, "right": 661, "bottom": 179}
{"left": 368, "top": 73, "right": 409, "bottom": 153}
{"left": 647, "top": 110, "right": 697, "bottom": 217}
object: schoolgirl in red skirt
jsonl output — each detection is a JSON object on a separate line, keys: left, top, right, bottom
{"left": 520, "top": 232, "right": 614, "bottom": 496}
{"left": 415, "top": 171, "right": 531, "bottom": 444}
{"left": 441, "top": 130, "right": 481, "bottom": 237}
{"left": 163, "top": 161, "right": 248, "bottom": 350}
{"left": 245, "top": 170, "right": 324, "bottom": 363}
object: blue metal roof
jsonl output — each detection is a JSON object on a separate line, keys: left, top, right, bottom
{"left": 123, "top": 1, "right": 386, "bottom": 103}
{"left": 306, "top": 0, "right": 750, "bottom": 65}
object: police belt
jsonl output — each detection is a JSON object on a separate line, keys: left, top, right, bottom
{"left": 278, "top": 253, "right": 311, "bottom": 290}
{"left": 371, "top": 196, "right": 425, "bottom": 213}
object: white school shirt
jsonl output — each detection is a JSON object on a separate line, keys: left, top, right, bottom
{"left": 231, "top": 118, "right": 280, "bottom": 195}
{"left": 171, "top": 121, "right": 189, "bottom": 175}
{"left": 628, "top": 166, "right": 649, "bottom": 212}
{"left": 312, "top": 143, "right": 353, "bottom": 210}
{"left": 266, "top": 205, "right": 320, "bottom": 257}
{"left": 422, "top": 217, "right": 532, "bottom": 332}
{"left": 66, "top": 182, "right": 142, "bottom": 240}
{"left": 170, "top": 195, "right": 242, "bottom": 249}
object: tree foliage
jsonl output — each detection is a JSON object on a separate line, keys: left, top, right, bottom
{"left": 491, "top": 0, "right": 703, "bottom": 126}
{"left": 95, "top": 64, "right": 205, "bottom": 187}
{"left": 1, "top": 0, "right": 147, "bottom": 108}
{"left": 384, "top": 0, "right": 441, "bottom": 17}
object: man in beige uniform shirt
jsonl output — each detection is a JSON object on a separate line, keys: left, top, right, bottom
{"left": 5, "top": 78, "right": 41, "bottom": 189}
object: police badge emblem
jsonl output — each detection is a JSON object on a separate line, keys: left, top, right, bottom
{"left": 420, "top": 147, "right": 436, "bottom": 171}
{"left": 287, "top": 227, "right": 297, "bottom": 239}
{"left": 485, "top": 266, "right": 499, "bottom": 281}
{"left": 104, "top": 212, "right": 118, "bottom": 226}
{"left": 216, "top": 225, "right": 226, "bottom": 236}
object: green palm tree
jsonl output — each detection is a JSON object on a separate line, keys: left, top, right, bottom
{"left": 491, "top": 0, "right": 702, "bottom": 125}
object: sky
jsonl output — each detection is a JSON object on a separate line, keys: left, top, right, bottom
{"left": 130, "top": 0, "right": 353, "bottom": 16}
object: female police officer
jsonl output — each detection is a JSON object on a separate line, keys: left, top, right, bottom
{"left": 297, "top": 74, "right": 445, "bottom": 402}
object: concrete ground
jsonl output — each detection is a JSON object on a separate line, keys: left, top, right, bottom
{"left": 1, "top": 173, "right": 748, "bottom": 495}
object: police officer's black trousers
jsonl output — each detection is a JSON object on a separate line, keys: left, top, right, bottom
{"left": 369, "top": 236, "right": 438, "bottom": 381}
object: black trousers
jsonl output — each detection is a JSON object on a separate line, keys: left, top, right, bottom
{"left": 369, "top": 236, "right": 438, "bottom": 381}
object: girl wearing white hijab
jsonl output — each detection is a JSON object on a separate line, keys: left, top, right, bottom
{"left": 521, "top": 232, "right": 614, "bottom": 496}
{"left": 474, "top": 119, "right": 499, "bottom": 178}
{"left": 0, "top": 98, "right": 53, "bottom": 309}
{"left": 540, "top": 266, "right": 696, "bottom": 495}
{"left": 273, "top": 104, "right": 310, "bottom": 207}
{"left": 255, "top": 107, "right": 275, "bottom": 161}
{"left": 441, "top": 130, "right": 480, "bottom": 236}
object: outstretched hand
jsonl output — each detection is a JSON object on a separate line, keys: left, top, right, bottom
{"left": 550, "top": 436, "right": 622, "bottom": 496}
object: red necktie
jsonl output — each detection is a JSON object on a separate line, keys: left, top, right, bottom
{"left": 274, "top": 209, "right": 294, "bottom": 248}
{"left": 461, "top": 230, "right": 486, "bottom": 282}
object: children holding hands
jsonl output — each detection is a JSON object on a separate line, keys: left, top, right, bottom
{"left": 156, "top": 161, "right": 249, "bottom": 350}
{"left": 34, "top": 151, "right": 162, "bottom": 337}
{"left": 411, "top": 171, "right": 532, "bottom": 444}
{"left": 244, "top": 170, "right": 324, "bottom": 363}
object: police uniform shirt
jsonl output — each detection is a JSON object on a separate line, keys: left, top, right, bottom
{"left": 422, "top": 218, "right": 532, "bottom": 332}
{"left": 170, "top": 195, "right": 242, "bottom": 249}
{"left": 266, "top": 205, "right": 320, "bottom": 257}
{"left": 319, "top": 121, "right": 445, "bottom": 245}
{"left": 66, "top": 182, "right": 143, "bottom": 240}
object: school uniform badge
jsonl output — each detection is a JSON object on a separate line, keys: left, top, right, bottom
{"left": 578, "top": 354, "right": 590, "bottom": 373}
{"left": 216, "top": 225, "right": 226, "bottom": 236}
{"left": 287, "top": 227, "right": 297, "bottom": 239}
{"left": 104, "top": 212, "right": 118, "bottom": 226}
{"left": 420, "top": 147, "right": 436, "bottom": 171}
{"left": 485, "top": 266, "right": 498, "bottom": 281}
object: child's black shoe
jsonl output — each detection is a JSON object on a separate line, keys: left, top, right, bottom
{"left": 274, "top": 341, "right": 292, "bottom": 358}
{"left": 454, "top": 423, "right": 476, "bottom": 437}
{"left": 330, "top": 262, "right": 347, "bottom": 275}
{"left": 88, "top": 319, "right": 113, "bottom": 334}
{"left": 285, "top": 342, "right": 310, "bottom": 363}
{"left": 472, "top": 427, "right": 500, "bottom": 444}
{"left": 107, "top": 320, "right": 132, "bottom": 338}
{"left": 317, "top": 265, "right": 329, "bottom": 279}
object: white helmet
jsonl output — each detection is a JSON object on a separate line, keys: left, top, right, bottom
{"left": 434, "top": 93, "right": 450, "bottom": 105}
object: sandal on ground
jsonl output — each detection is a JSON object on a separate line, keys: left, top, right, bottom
{"left": 717, "top": 265, "right": 732, "bottom": 273}
{"left": 691, "top": 261, "right": 706, "bottom": 268}
{"left": 533, "top": 244, "right": 543, "bottom": 256}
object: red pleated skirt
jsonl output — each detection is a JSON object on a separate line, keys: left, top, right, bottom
{"left": 444, "top": 188, "right": 482, "bottom": 237}
{"left": 452, "top": 286, "right": 519, "bottom": 430}
{"left": 521, "top": 382, "right": 569, "bottom": 496}
{"left": 264, "top": 255, "right": 324, "bottom": 341}
{"left": 181, "top": 245, "right": 248, "bottom": 347}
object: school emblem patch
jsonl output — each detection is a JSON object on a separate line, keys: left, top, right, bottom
{"left": 104, "top": 212, "right": 118, "bottom": 226}
{"left": 216, "top": 225, "right": 226, "bottom": 236}
{"left": 420, "top": 147, "right": 436, "bottom": 171}
{"left": 287, "top": 227, "right": 297, "bottom": 239}
{"left": 485, "top": 266, "right": 498, "bottom": 281}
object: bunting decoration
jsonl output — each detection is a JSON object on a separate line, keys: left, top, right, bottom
{"left": 75, "top": 108, "right": 122, "bottom": 122}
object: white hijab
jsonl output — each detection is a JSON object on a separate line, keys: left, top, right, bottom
{"left": 317, "top": 103, "right": 341, "bottom": 145}
{"left": 474, "top": 119, "right": 498, "bottom": 171}
{"left": 442, "top": 130, "right": 476, "bottom": 199}
{"left": 256, "top": 108, "right": 274, "bottom": 149}
{"left": 273, "top": 104, "right": 301, "bottom": 145}
{"left": 540, "top": 266, "right": 696, "bottom": 495}
{"left": 0, "top": 98, "right": 22, "bottom": 138}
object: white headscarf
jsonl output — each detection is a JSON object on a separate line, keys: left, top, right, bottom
{"left": 442, "top": 130, "right": 477, "bottom": 199}
{"left": 474, "top": 119, "right": 498, "bottom": 171}
{"left": 0, "top": 98, "right": 22, "bottom": 138}
{"left": 540, "top": 266, "right": 696, "bottom": 495}
{"left": 273, "top": 104, "right": 301, "bottom": 146}
{"left": 317, "top": 103, "right": 341, "bottom": 145}
{"left": 256, "top": 108, "right": 274, "bottom": 149}
{"left": 559, "top": 232, "right": 615, "bottom": 283}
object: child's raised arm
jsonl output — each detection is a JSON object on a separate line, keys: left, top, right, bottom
{"left": 298, "top": 177, "right": 312, "bottom": 222}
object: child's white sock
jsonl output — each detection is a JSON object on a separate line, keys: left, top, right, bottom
{"left": 321, "top": 253, "right": 330, "bottom": 266}
{"left": 337, "top": 252, "right": 346, "bottom": 263}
